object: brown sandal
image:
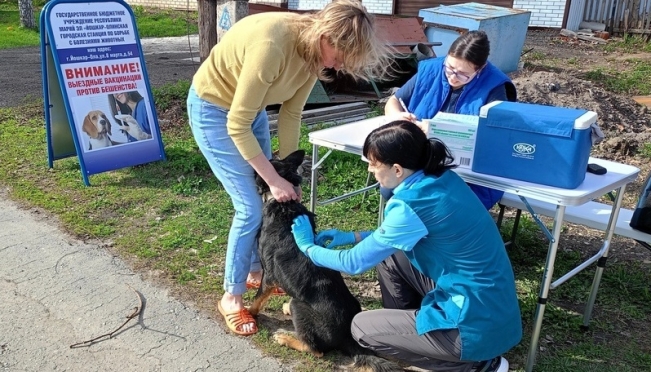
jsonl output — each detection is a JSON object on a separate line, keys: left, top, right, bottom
{"left": 217, "top": 302, "right": 258, "bottom": 336}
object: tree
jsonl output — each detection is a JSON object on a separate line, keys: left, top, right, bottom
{"left": 19, "top": 0, "right": 36, "bottom": 30}
{"left": 197, "top": 0, "right": 217, "bottom": 61}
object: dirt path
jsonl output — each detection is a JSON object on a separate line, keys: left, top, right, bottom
{"left": 0, "top": 35, "right": 200, "bottom": 108}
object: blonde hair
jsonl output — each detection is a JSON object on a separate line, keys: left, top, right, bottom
{"left": 292, "top": 0, "right": 394, "bottom": 82}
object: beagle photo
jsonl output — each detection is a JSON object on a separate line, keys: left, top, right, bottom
{"left": 81, "top": 110, "right": 119, "bottom": 150}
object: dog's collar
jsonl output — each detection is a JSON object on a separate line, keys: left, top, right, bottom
{"left": 261, "top": 186, "right": 301, "bottom": 203}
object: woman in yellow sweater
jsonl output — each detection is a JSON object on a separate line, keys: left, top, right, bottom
{"left": 187, "top": 0, "right": 391, "bottom": 336}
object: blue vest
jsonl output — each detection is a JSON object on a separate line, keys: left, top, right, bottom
{"left": 125, "top": 99, "right": 151, "bottom": 142}
{"left": 391, "top": 171, "right": 522, "bottom": 361}
{"left": 407, "top": 57, "right": 514, "bottom": 209}
{"left": 408, "top": 57, "right": 514, "bottom": 119}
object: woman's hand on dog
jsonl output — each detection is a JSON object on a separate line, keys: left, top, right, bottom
{"left": 270, "top": 177, "right": 300, "bottom": 202}
{"left": 315, "top": 229, "right": 356, "bottom": 249}
{"left": 291, "top": 215, "right": 317, "bottom": 254}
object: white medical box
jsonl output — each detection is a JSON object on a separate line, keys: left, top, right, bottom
{"left": 424, "top": 112, "right": 479, "bottom": 169}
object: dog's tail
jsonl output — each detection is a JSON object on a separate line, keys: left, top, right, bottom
{"left": 337, "top": 354, "right": 405, "bottom": 372}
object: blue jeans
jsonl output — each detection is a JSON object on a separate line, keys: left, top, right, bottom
{"left": 187, "top": 85, "right": 271, "bottom": 295}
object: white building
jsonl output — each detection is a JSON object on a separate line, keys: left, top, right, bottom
{"left": 125, "top": 0, "right": 568, "bottom": 29}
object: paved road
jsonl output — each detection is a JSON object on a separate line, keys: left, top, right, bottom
{"left": 0, "top": 37, "right": 291, "bottom": 372}
{"left": 0, "top": 35, "right": 201, "bottom": 108}
{"left": 0, "top": 188, "right": 289, "bottom": 372}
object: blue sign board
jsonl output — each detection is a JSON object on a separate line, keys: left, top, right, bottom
{"left": 41, "top": 0, "right": 166, "bottom": 186}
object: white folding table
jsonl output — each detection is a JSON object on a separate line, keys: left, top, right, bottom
{"left": 308, "top": 115, "right": 640, "bottom": 372}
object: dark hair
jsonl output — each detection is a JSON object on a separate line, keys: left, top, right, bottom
{"left": 362, "top": 120, "right": 456, "bottom": 177}
{"left": 448, "top": 30, "right": 490, "bottom": 69}
{"left": 108, "top": 90, "right": 144, "bottom": 118}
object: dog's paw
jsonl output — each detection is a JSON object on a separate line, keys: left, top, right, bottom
{"left": 273, "top": 332, "right": 291, "bottom": 346}
{"left": 282, "top": 302, "right": 292, "bottom": 316}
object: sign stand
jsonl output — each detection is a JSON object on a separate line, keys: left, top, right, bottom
{"left": 40, "top": 0, "right": 166, "bottom": 186}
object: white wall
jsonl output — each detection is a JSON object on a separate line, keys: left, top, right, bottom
{"left": 124, "top": 0, "right": 568, "bottom": 29}
{"left": 288, "top": 0, "right": 392, "bottom": 14}
{"left": 513, "top": 0, "right": 567, "bottom": 28}
{"left": 288, "top": 0, "right": 326, "bottom": 10}
{"left": 289, "top": 0, "right": 566, "bottom": 28}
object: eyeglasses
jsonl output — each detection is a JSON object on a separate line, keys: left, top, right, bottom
{"left": 443, "top": 58, "right": 481, "bottom": 83}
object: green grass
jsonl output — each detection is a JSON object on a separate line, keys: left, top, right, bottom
{"left": 0, "top": 0, "right": 41, "bottom": 48}
{"left": 130, "top": 5, "right": 198, "bottom": 38}
{"left": 526, "top": 51, "right": 546, "bottom": 61}
{"left": 2, "top": 91, "right": 651, "bottom": 371}
{"left": 583, "top": 61, "right": 651, "bottom": 95}
{"left": 0, "top": 0, "right": 197, "bottom": 49}
{"left": 640, "top": 143, "right": 651, "bottom": 158}
{"left": 604, "top": 33, "right": 651, "bottom": 53}
{"left": 153, "top": 79, "right": 192, "bottom": 111}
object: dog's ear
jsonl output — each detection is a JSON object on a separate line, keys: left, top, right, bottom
{"left": 104, "top": 115, "right": 112, "bottom": 136}
{"left": 82, "top": 114, "right": 98, "bottom": 138}
{"left": 283, "top": 150, "right": 305, "bottom": 171}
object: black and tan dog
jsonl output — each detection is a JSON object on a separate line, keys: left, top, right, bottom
{"left": 249, "top": 149, "right": 402, "bottom": 372}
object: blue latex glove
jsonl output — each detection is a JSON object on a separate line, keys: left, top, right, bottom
{"left": 315, "top": 229, "right": 356, "bottom": 248}
{"left": 291, "top": 215, "right": 317, "bottom": 254}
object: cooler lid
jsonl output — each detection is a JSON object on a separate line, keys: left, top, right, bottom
{"left": 574, "top": 111, "right": 598, "bottom": 129}
{"left": 479, "top": 101, "right": 597, "bottom": 137}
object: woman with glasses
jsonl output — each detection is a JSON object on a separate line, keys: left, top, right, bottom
{"left": 384, "top": 30, "right": 516, "bottom": 210}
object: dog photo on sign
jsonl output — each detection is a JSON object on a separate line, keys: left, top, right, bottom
{"left": 81, "top": 109, "right": 123, "bottom": 150}
{"left": 76, "top": 95, "right": 131, "bottom": 152}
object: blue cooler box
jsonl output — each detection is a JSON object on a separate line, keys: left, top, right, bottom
{"left": 472, "top": 101, "right": 598, "bottom": 189}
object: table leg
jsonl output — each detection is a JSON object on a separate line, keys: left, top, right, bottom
{"left": 582, "top": 185, "right": 627, "bottom": 326}
{"left": 310, "top": 144, "right": 319, "bottom": 213}
{"left": 526, "top": 205, "right": 566, "bottom": 372}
